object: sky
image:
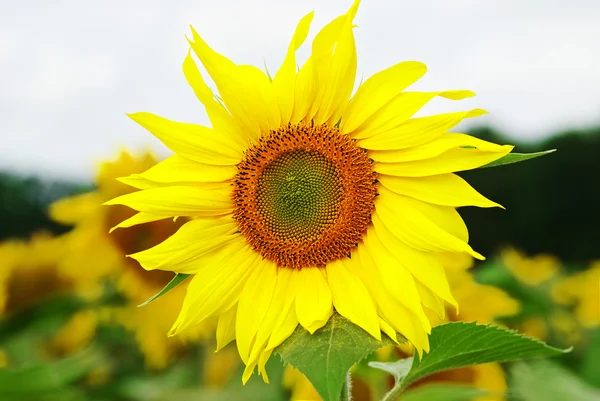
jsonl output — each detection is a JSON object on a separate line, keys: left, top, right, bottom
{"left": 1, "top": 0, "right": 599, "bottom": 180}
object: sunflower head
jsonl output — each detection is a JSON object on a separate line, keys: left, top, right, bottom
{"left": 108, "top": 0, "right": 514, "bottom": 382}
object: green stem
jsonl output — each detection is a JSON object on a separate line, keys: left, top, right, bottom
{"left": 380, "top": 383, "right": 405, "bottom": 401}
{"left": 340, "top": 372, "right": 352, "bottom": 401}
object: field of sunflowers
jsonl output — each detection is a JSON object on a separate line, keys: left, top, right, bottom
{"left": 1, "top": 1, "right": 599, "bottom": 400}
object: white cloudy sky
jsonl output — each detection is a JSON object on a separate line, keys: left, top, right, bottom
{"left": 1, "top": 0, "right": 599, "bottom": 180}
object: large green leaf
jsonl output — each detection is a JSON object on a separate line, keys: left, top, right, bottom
{"left": 275, "top": 314, "right": 398, "bottom": 401}
{"left": 482, "top": 150, "right": 555, "bottom": 168}
{"left": 400, "top": 384, "right": 488, "bottom": 401}
{"left": 511, "top": 360, "right": 600, "bottom": 401}
{"left": 138, "top": 273, "right": 190, "bottom": 307}
{"left": 369, "top": 322, "right": 568, "bottom": 400}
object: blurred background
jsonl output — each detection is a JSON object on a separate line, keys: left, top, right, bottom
{"left": 0, "top": 0, "right": 599, "bottom": 400}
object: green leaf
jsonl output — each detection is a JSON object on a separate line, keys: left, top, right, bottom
{"left": 370, "top": 322, "right": 569, "bottom": 400}
{"left": 138, "top": 273, "right": 190, "bottom": 307}
{"left": 482, "top": 149, "right": 556, "bottom": 168}
{"left": 580, "top": 328, "right": 600, "bottom": 388}
{"left": 511, "top": 360, "right": 600, "bottom": 401}
{"left": 400, "top": 384, "right": 488, "bottom": 401}
{"left": 275, "top": 313, "right": 398, "bottom": 401}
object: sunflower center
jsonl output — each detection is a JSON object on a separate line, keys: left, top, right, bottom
{"left": 233, "top": 123, "right": 377, "bottom": 269}
{"left": 257, "top": 150, "right": 341, "bottom": 242}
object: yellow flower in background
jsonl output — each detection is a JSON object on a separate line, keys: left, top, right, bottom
{"left": 108, "top": 0, "right": 513, "bottom": 382}
{"left": 50, "top": 150, "right": 211, "bottom": 369}
{"left": 552, "top": 262, "right": 600, "bottom": 328}
{"left": 518, "top": 316, "right": 549, "bottom": 341}
{"left": 501, "top": 248, "right": 560, "bottom": 286}
{"left": 439, "top": 252, "right": 520, "bottom": 325}
{"left": 284, "top": 366, "right": 322, "bottom": 401}
{"left": 203, "top": 345, "right": 241, "bottom": 389}
{"left": 0, "top": 233, "right": 71, "bottom": 316}
{"left": 50, "top": 309, "right": 98, "bottom": 356}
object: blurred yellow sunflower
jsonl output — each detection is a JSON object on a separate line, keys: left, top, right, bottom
{"left": 501, "top": 248, "right": 560, "bottom": 287}
{"left": 552, "top": 262, "right": 600, "bottom": 329}
{"left": 0, "top": 234, "right": 70, "bottom": 316}
{"left": 108, "top": 0, "right": 513, "bottom": 382}
{"left": 50, "top": 150, "right": 210, "bottom": 369}
{"left": 0, "top": 233, "right": 97, "bottom": 360}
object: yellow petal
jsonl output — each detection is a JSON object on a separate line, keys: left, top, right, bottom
{"left": 257, "top": 348, "right": 274, "bottom": 384}
{"left": 371, "top": 133, "right": 510, "bottom": 163}
{"left": 105, "top": 184, "right": 232, "bottom": 217}
{"left": 375, "top": 187, "right": 483, "bottom": 259}
{"left": 273, "top": 12, "right": 314, "bottom": 123}
{"left": 341, "top": 61, "right": 427, "bottom": 134}
{"left": 182, "top": 51, "right": 244, "bottom": 144}
{"left": 236, "top": 260, "right": 277, "bottom": 364}
{"left": 216, "top": 306, "right": 237, "bottom": 351}
{"left": 327, "top": 259, "right": 381, "bottom": 340}
{"left": 128, "top": 112, "right": 243, "bottom": 165}
{"left": 374, "top": 145, "right": 514, "bottom": 177}
{"left": 129, "top": 217, "right": 240, "bottom": 272}
{"left": 416, "top": 281, "right": 447, "bottom": 320}
{"left": 379, "top": 174, "right": 502, "bottom": 208}
{"left": 265, "top": 299, "right": 299, "bottom": 351}
{"left": 372, "top": 214, "right": 457, "bottom": 309}
{"left": 307, "top": 0, "right": 359, "bottom": 125}
{"left": 379, "top": 318, "right": 398, "bottom": 344}
{"left": 295, "top": 267, "right": 333, "bottom": 334}
{"left": 290, "top": 58, "right": 315, "bottom": 125}
{"left": 362, "top": 229, "right": 431, "bottom": 330}
{"left": 349, "top": 244, "right": 431, "bottom": 353}
{"left": 242, "top": 360, "right": 258, "bottom": 385}
{"left": 108, "top": 212, "right": 170, "bottom": 233}
{"left": 358, "top": 109, "right": 487, "bottom": 150}
{"left": 49, "top": 192, "right": 102, "bottom": 224}
{"left": 188, "top": 28, "right": 280, "bottom": 138}
{"left": 249, "top": 268, "right": 297, "bottom": 364}
{"left": 169, "top": 241, "right": 257, "bottom": 335}
{"left": 136, "top": 154, "right": 236, "bottom": 184}
{"left": 350, "top": 90, "right": 475, "bottom": 139}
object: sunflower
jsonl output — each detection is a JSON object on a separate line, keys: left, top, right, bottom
{"left": 50, "top": 150, "right": 210, "bottom": 369}
{"left": 0, "top": 234, "right": 71, "bottom": 316}
{"left": 501, "top": 248, "right": 560, "bottom": 287}
{"left": 552, "top": 261, "right": 600, "bottom": 329}
{"left": 0, "top": 234, "right": 96, "bottom": 363}
{"left": 107, "top": 0, "right": 513, "bottom": 382}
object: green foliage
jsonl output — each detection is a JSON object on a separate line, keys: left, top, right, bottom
{"left": 510, "top": 360, "right": 600, "bottom": 401}
{"left": 369, "top": 322, "right": 568, "bottom": 401}
{"left": 275, "top": 314, "right": 398, "bottom": 401}
{"left": 399, "top": 384, "right": 488, "bottom": 401}
{"left": 138, "top": 273, "right": 190, "bottom": 306}
{"left": 482, "top": 150, "right": 556, "bottom": 168}
{"left": 0, "top": 350, "right": 105, "bottom": 400}
{"left": 580, "top": 329, "right": 600, "bottom": 388}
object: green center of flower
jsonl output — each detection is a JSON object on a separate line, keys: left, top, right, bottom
{"left": 257, "top": 150, "right": 342, "bottom": 242}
